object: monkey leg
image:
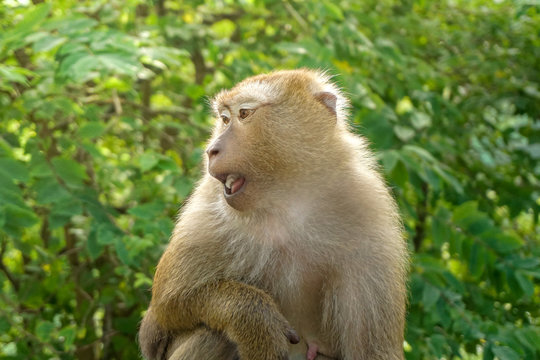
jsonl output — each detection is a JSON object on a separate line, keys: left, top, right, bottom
{"left": 166, "top": 327, "right": 238, "bottom": 360}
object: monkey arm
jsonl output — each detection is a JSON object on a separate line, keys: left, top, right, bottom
{"left": 323, "top": 261, "right": 406, "bottom": 360}
{"left": 150, "top": 277, "right": 299, "bottom": 359}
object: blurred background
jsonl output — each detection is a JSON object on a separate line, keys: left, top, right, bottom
{"left": 0, "top": 0, "right": 539, "bottom": 359}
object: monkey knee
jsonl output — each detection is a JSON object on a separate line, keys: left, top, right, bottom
{"left": 167, "top": 328, "right": 238, "bottom": 360}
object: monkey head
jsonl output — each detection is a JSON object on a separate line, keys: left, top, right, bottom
{"left": 206, "top": 70, "right": 348, "bottom": 211}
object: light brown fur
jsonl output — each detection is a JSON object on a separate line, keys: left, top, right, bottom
{"left": 138, "top": 69, "right": 408, "bottom": 360}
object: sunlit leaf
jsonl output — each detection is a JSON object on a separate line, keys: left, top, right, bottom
{"left": 394, "top": 125, "right": 415, "bottom": 142}
{"left": 211, "top": 19, "right": 236, "bottom": 39}
{"left": 138, "top": 153, "right": 159, "bottom": 172}
{"left": 77, "top": 122, "right": 106, "bottom": 139}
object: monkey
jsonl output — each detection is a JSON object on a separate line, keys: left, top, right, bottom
{"left": 138, "top": 69, "right": 408, "bottom": 360}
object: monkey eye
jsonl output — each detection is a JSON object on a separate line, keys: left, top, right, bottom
{"left": 239, "top": 108, "right": 255, "bottom": 119}
{"left": 221, "top": 114, "right": 230, "bottom": 125}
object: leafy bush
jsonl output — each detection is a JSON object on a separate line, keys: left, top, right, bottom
{"left": 0, "top": 1, "right": 538, "bottom": 359}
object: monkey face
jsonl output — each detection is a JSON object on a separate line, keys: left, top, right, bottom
{"left": 206, "top": 70, "right": 343, "bottom": 211}
{"left": 205, "top": 100, "right": 278, "bottom": 211}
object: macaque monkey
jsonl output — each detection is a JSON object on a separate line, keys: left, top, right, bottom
{"left": 138, "top": 69, "right": 408, "bottom": 360}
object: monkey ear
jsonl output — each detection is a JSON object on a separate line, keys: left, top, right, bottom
{"left": 314, "top": 91, "right": 337, "bottom": 116}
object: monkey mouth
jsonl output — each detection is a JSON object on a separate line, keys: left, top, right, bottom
{"left": 215, "top": 173, "right": 246, "bottom": 197}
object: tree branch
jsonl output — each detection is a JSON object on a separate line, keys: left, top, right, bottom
{"left": 0, "top": 239, "right": 19, "bottom": 291}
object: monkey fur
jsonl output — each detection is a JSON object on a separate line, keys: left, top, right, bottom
{"left": 138, "top": 69, "right": 408, "bottom": 360}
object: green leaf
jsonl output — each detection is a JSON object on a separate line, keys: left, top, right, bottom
{"left": 115, "top": 237, "right": 131, "bottom": 265}
{"left": 34, "top": 176, "right": 71, "bottom": 204}
{"left": 403, "top": 145, "right": 437, "bottom": 163}
{"left": 4, "top": 204, "right": 38, "bottom": 228}
{"left": 138, "top": 153, "right": 159, "bottom": 172}
{"left": 381, "top": 150, "right": 399, "bottom": 174}
{"left": 410, "top": 111, "right": 432, "bottom": 130}
{"left": 428, "top": 334, "right": 447, "bottom": 358}
{"left": 394, "top": 125, "right": 415, "bottom": 142}
{"left": 453, "top": 202, "right": 492, "bottom": 234}
{"left": 505, "top": 268, "right": 522, "bottom": 297}
{"left": 515, "top": 328, "right": 540, "bottom": 352}
{"left": 174, "top": 177, "right": 193, "bottom": 199}
{"left": 97, "top": 53, "right": 140, "bottom": 76}
{"left": 49, "top": 199, "right": 83, "bottom": 228}
{"left": 0, "top": 65, "right": 30, "bottom": 85}
{"left": 492, "top": 346, "right": 521, "bottom": 360}
{"left": 77, "top": 122, "right": 106, "bottom": 139}
{"left": 87, "top": 224, "right": 104, "bottom": 260}
{"left": 58, "top": 325, "right": 77, "bottom": 348}
{"left": 66, "top": 54, "right": 98, "bottom": 82}
{"left": 432, "top": 165, "right": 464, "bottom": 194}
{"left": 134, "top": 272, "right": 153, "bottom": 289}
{"left": 0, "top": 180, "right": 25, "bottom": 208}
{"left": 359, "top": 111, "right": 395, "bottom": 149}
{"left": 275, "top": 42, "right": 309, "bottom": 55}
{"left": 97, "top": 224, "right": 116, "bottom": 245}
{"left": 469, "top": 241, "right": 485, "bottom": 278}
{"left": 210, "top": 19, "right": 236, "bottom": 39}
{"left": 0, "top": 207, "right": 5, "bottom": 229}
{"left": 0, "top": 158, "right": 29, "bottom": 182}
{"left": 29, "top": 151, "right": 53, "bottom": 177}
{"left": 482, "top": 231, "right": 523, "bottom": 254}
{"left": 396, "top": 96, "right": 413, "bottom": 114}
{"left": 0, "top": 316, "right": 10, "bottom": 333}
{"left": 45, "top": 17, "right": 98, "bottom": 34}
{"left": 4, "top": 3, "right": 52, "bottom": 48}
{"left": 35, "top": 321, "right": 55, "bottom": 342}
{"left": 51, "top": 157, "right": 88, "bottom": 188}
{"left": 389, "top": 160, "right": 408, "bottom": 188}
{"left": 431, "top": 215, "right": 448, "bottom": 248}
{"left": 17, "top": 3, "right": 52, "bottom": 30}
{"left": 514, "top": 271, "right": 534, "bottom": 297}
{"left": 322, "top": 0, "right": 345, "bottom": 20}
{"left": 157, "top": 157, "right": 179, "bottom": 172}
{"left": 33, "top": 35, "right": 66, "bottom": 52}
{"left": 127, "top": 202, "right": 165, "bottom": 219}
{"left": 422, "top": 283, "right": 441, "bottom": 309}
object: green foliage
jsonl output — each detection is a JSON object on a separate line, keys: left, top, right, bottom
{"left": 0, "top": 0, "right": 538, "bottom": 359}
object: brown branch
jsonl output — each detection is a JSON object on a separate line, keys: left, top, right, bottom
{"left": 39, "top": 213, "right": 51, "bottom": 248}
{"left": 155, "top": 0, "right": 166, "bottom": 17}
{"left": 413, "top": 182, "right": 429, "bottom": 252}
{"left": 191, "top": 43, "right": 207, "bottom": 85}
{"left": 112, "top": 89, "right": 123, "bottom": 115}
{"left": 0, "top": 239, "right": 19, "bottom": 291}
{"left": 140, "top": 78, "right": 152, "bottom": 122}
{"left": 101, "top": 305, "right": 114, "bottom": 358}
{"left": 201, "top": 11, "right": 245, "bottom": 25}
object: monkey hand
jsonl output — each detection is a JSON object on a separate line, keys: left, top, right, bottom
{"left": 138, "top": 307, "right": 171, "bottom": 360}
{"left": 230, "top": 306, "right": 300, "bottom": 360}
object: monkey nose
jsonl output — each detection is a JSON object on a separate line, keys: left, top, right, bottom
{"left": 206, "top": 144, "right": 220, "bottom": 159}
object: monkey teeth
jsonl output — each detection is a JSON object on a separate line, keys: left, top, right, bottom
{"left": 224, "top": 174, "right": 245, "bottom": 196}
{"left": 225, "top": 174, "right": 237, "bottom": 190}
